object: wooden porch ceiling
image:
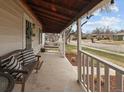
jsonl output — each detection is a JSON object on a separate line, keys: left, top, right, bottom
{"left": 22, "top": 0, "right": 102, "bottom": 33}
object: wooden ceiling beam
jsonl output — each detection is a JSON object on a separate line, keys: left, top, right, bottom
{"left": 29, "top": 3, "right": 71, "bottom": 21}
{"left": 31, "top": 0, "right": 77, "bottom": 15}
{"left": 42, "top": 26, "right": 62, "bottom": 33}
{"left": 43, "top": 26, "right": 63, "bottom": 31}
{"left": 42, "top": 22, "right": 63, "bottom": 29}
{"left": 38, "top": 16, "right": 66, "bottom": 26}
{"left": 42, "top": 24, "right": 63, "bottom": 30}
{"left": 34, "top": 11, "right": 68, "bottom": 24}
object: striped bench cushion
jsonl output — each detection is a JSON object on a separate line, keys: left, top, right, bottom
{"left": 1, "top": 56, "right": 23, "bottom": 80}
{"left": 22, "top": 49, "right": 36, "bottom": 65}
{"left": 14, "top": 52, "right": 23, "bottom": 65}
{"left": 0, "top": 56, "right": 12, "bottom": 69}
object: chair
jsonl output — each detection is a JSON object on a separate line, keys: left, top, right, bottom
{"left": 0, "top": 72, "right": 15, "bottom": 92}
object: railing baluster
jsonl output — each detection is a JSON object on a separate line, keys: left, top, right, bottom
{"left": 97, "top": 62, "right": 101, "bottom": 92}
{"left": 79, "top": 50, "right": 124, "bottom": 92}
{"left": 83, "top": 54, "right": 85, "bottom": 84}
{"left": 116, "top": 71, "right": 123, "bottom": 92}
{"left": 78, "top": 51, "right": 82, "bottom": 81}
{"left": 104, "top": 65, "right": 110, "bottom": 92}
{"left": 86, "top": 56, "right": 89, "bottom": 91}
{"left": 81, "top": 53, "right": 82, "bottom": 81}
{"left": 91, "top": 58, "right": 94, "bottom": 91}
{"left": 80, "top": 53, "right": 83, "bottom": 82}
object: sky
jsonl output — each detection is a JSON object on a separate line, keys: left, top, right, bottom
{"left": 72, "top": 0, "right": 124, "bottom": 33}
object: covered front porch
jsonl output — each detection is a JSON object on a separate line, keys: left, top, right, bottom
{"left": 1, "top": 0, "right": 123, "bottom": 92}
{"left": 13, "top": 51, "right": 84, "bottom": 92}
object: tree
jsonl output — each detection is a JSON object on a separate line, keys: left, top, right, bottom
{"left": 65, "top": 26, "right": 73, "bottom": 45}
{"left": 91, "top": 26, "right": 115, "bottom": 40}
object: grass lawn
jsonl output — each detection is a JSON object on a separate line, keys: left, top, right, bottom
{"left": 66, "top": 44, "right": 124, "bottom": 67}
{"left": 65, "top": 44, "right": 77, "bottom": 54}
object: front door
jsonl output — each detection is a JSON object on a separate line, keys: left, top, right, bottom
{"left": 25, "top": 20, "right": 32, "bottom": 49}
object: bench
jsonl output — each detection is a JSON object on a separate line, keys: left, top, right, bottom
{"left": 0, "top": 49, "right": 43, "bottom": 92}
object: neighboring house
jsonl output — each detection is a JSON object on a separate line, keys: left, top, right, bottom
{"left": 69, "top": 32, "right": 87, "bottom": 41}
{"left": 113, "top": 32, "right": 124, "bottom": 41}
{"left": 91, "top": 34, "right": 113, "bottom": 40}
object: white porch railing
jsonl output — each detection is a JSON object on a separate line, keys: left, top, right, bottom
{"left": 79, "top": 50, "right": 124, "bottom": 92}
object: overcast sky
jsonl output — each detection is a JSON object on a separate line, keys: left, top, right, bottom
{"left": 72, "top": 0, "right": 124, "bottom": 33}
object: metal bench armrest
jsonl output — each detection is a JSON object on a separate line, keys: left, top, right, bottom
{"left": 2, "top": 69, "right": 29, "bottom": 74}
{"left": 35, "top": 55, "right": 41, "bottom": 61}
{"left": 35, "top": 55, "right": 41, "bottom": 57}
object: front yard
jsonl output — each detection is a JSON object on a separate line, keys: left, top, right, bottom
{"left": 66, "top": 44, "right": 124, "bottom": 67}
{"left": 95, "top": 40, "right": 124, "bottom": 45}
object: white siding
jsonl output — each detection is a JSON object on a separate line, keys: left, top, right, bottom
{"left": 0, "top": 0, "right": 42, "bottom": 56}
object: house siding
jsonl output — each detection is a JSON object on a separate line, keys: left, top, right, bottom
{"left": 0, "top": 0, "right": 42, "bottom": 56}
{"left": 113, "top": 35, "right": 124, "bottom": 41}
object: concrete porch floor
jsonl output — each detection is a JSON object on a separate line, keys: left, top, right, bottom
{"left": 13, "top": 52, "right": 85, "bottom": 92}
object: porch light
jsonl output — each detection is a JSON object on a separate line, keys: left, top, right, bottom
{"left": 111, "top": 0, "right": 114, "bottom": 4}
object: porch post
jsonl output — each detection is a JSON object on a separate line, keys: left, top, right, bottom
{"left": 42, "top": 33, "right": 45, "bottom": 48}
{"left": 59, "top": 32, "right": 65, "bottom": 57}
{"left": 59, "top": 33, "right": 62, "bottom": 56}
{"left": 77, "top": 18, "right": 82, "bottom": 82}
{"left": 63, "top": 30, "right": 65, "bottom": 57}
